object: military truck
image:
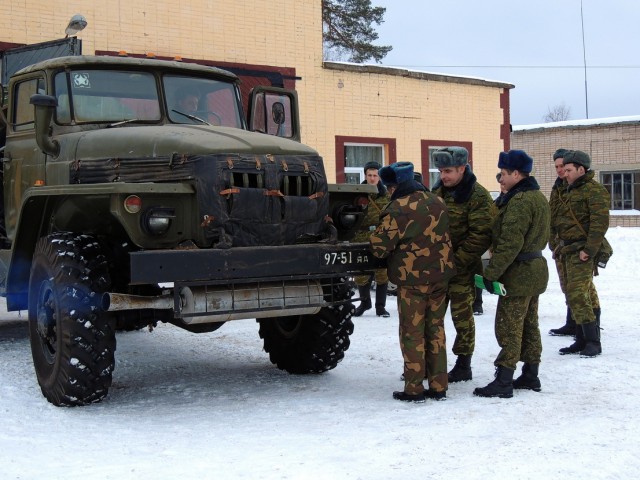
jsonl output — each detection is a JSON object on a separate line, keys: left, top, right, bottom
{"left": 0, "top": 55, "right": 379, "bottom": 406}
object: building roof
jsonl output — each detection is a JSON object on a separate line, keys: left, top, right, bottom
{"left": 324, "top": 61, "right": 514, "bottom": 90}
{"left": 513, "top": 115, "right": 640, "bottom": 132}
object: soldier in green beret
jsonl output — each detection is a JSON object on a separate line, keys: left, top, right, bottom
{"left": 555, "top": 150, "right": 610, "bottom": 357}
{"left": 474, "top": 150, "right": 550, "bottom": 398}
{"left": 370, "top": 162, "right": 455, "bottom": 402}
{"left": 431, "top": 146, "right": 493, "bottom": 384}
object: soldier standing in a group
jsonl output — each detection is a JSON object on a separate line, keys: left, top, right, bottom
{"left": 353, "top": 161, "right": 391, "bottom": 318}
{"left": 431, "top": 147, "right": 493, "bottom": 383}
{"left": 370, "top": 162, "right": 455, "bottom": 402}
{"left": 555, "top": 150, "right": 610, "bottom": 357}
{"left": 474, "top": 150, "right": 550, "bottom": 398}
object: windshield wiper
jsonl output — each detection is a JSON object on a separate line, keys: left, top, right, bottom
{"left": 171, "top": 109, "right": 211, "bottom": 126}
{"left": 107, "top": 118, "right": 142, "bottom": 128}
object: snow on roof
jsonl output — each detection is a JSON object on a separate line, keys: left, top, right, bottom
{"left": 514, "top": 115, "right": 640, "bottom": 131}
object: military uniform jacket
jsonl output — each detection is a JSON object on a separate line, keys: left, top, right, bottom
{"left": 484, "top": 176, "right": 550, "bottom": 297}
{"left": 431, "top": 169, "right": 493, "bottom": 274}
{"left": 554, "top": 171, "right": 610, "bottom": 258}
{"left": 548, "top": 176, "right": 567, "bottom": 252}
{"left": 352, "top": 188, "right": 389, "bottom": 243}
{"left": 369, "top": 190, "right": 455, "bottom": 286}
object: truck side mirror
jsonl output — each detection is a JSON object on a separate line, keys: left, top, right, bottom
{"left": 248, "top": 86, "right": 300, "bottom": 142}
{"left": 30, "top": 94, "right": 60, "bottom": 157}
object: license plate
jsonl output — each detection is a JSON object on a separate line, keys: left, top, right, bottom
{"left": 322, "top": 250, "right": 373, "bottom": 267}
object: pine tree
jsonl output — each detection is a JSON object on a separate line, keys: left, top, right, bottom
{"left": 322, "top": 0, "right": 392, "bottom": 63}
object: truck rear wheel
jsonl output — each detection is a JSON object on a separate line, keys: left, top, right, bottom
{"left": 28, "top": 233, "right": 115, "bottom": 406}
{"left": 258, "top": 303, "right": 354, "bottom": 374}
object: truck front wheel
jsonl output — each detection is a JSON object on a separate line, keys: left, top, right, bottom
{"left": 28, "top": 233, "right": 115, "bottom": 406}
{"left": 258, "top": 303, "right": 354, "bottom": 374}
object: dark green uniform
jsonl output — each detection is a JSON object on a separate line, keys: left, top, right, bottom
{"left": 484, "top": 176, "right": 550, "bottom": 370}
{"left": 555, "top": 170, "right": 609, "bottom": 325}
{"left": 431, "top": 168, "right": 493, "bottom": 356}
{"left": 370, "top": 189, "right": 455, "bottom": 395}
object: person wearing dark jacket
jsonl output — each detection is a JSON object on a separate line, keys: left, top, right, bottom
{"left": 370, "top": 162, "right": 455, "bottom": 402}
{"left": 474, "top": 150, "right": 550, "bottom": 398}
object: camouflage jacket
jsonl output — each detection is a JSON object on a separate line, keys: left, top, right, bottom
{"left": 548, "top": 176, "right": 567, "bottom": 251}
{"left": 484, "top": 176, "right": 550, "bottom": 297}
{"left": 352, "top": 184, "right": 389, "bottom": 243}
{"left": 555, "top": 170, "right": 610, "bottom": 257}
{"left": 431, "top": 168, "right": 493, "bottom": 274}
{"left": 369, "top": 188, "right": 455, "bottom": 286}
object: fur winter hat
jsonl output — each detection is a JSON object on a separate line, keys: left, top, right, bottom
{"left": 553, "top": 148, "right": 570, "bottom": 160}
{"left": 498, "top": 150, "right": 533, "bottom": 173}
{"left": 379, "top": 162, "right": 414, "bottom": 186}
{"left": 363, "top": 161, "right": 381, "bottom": 173}
{"left": 433, "top": 147, "right": 469, "bottom": 168}
{"left": 563, "top": 150, "right": 591, "bottom": 170}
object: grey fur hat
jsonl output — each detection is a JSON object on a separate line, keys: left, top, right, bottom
{"left": 433, "top": 147, "right": 469, "bottom": 168}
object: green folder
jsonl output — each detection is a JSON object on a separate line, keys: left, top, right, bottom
{"left": 474, "top": 274, "right": 507, "bottom": 296}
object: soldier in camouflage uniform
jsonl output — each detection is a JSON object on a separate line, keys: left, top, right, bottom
{"left": 555, "top": 150, "right": 609, "bottom": 357}
{"left": 473, "top": 150, "right": 550, "bottom": 398}
{"left": 548, "top": 148, "right": 601, "bottom": 336}
{"left": 431, "top": 147, "right": 493, "bottom": 383}
{"left": 353, "top": 162, "right": 391, "bottom": 317}
{"left": 370, "top": 162, "right": 455, "bottom": 403}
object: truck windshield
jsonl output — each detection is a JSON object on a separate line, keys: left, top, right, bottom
{"left": 164, "top": 75, "right": 242, "bottom": 128}
{"left": 55, "top": 70, "right": 161, "bottom": 124}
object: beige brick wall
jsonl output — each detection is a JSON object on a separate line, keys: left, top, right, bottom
{"left": 2, "top": 0, "right": 508, "bottom": 188}
{"left": 512, "top": 121, "right": 640, "bottom": 227}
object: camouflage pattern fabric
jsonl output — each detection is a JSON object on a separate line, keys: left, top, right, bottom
{"left": 398, "top": 283, "right": 449, "bottom": 395}
{"left": 369, "top": 188, "right": 454, "bottom": 395}
{"left": 369, "top": 191, "right": 455, "bottom": 286}
{"left": 550, "top": 175, "right": 600, "bottom": 312}
{"left": 432, "top": 171, "right": 493, "bottom": 356}
{"left": 354, "top": 190, "right": 389, "bottom": 287}
{"left": 484, "top": 176, "right": 548, "bottom": 371}
{"left": 494, "top": 295, "right": 542, "bottom": 369}
{"left": 555, "top": 171, "right": 609, "bottom": 324}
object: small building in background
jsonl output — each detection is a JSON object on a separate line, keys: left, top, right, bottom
{"left": 512, "top": 116, "right": 640, "bottom": 227}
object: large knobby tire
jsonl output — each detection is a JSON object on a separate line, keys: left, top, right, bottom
{"left": 258, "top": 302, "right": 355, "bottom": 374}
{"left": 28, "top": 232, "right": 115, "bottom": 406}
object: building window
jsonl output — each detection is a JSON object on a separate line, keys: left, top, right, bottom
{"left": 335, "top": 136, "right": 396, "bottom": 183}
{"left": 601, "top": 171, "right": 640, "bottom": 210}
{"left": 420, "top": 140, "right": 473, "bottom": 188}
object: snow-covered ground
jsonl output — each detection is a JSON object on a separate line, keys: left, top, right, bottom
{"left": 1, "top": 228, "right": 639, "bottom": 479}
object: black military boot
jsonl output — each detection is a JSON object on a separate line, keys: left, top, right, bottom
{"left": 353, "top": 284, "right": 372, "bottom": 317}
{"left": 392, "top": 391, "right": 426, "bottom": 403}
{"left": 473, "top": 366, "right": 514, "bottom": 398}
{"left": 513, "top": 363, "right": 541, "bottom": 392}
{"left": 375, "top": 282, "right": 390, "bottom": 317}
{"left": 448, "top": 354, "right": 472, "bottom": 383}
{"left": 549, "top": 307, "right": 576, "bottom": 336}
{"left": 580, "top": 321, "right": 602, "bottom": 357}
{"left": 559, "top": 322, "right": 585, "bottom": 355}
{"left": 472, "top": 287, "right": 483, "bottom": 315}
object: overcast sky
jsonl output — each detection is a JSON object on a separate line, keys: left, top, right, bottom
{"left": 372, "top": 0, "right": 640, "bottom": 126}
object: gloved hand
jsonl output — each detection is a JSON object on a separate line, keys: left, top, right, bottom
{"left": 482, "top": 277, "right": 499, "bottom": 295}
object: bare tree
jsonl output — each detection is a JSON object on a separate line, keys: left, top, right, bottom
{"left": 543, "top": 103, "right": 571, "bottom": 123}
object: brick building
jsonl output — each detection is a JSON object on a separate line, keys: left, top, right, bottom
{"left": 1, "top": 0, "right": 511, "bottom": 190}
{"left": 512, "top": 116, "right": 640, "bottom": 227}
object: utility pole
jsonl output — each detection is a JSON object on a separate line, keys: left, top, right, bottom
{"left": 581, "top": 0, "right": 589, "bottom": 118}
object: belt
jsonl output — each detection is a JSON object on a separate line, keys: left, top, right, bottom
{"left": 516, "top": 251, "right": 543, "bottom": 261}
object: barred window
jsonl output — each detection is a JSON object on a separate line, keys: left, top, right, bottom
{"left": 601, "top": 171, "right": 640, "bottom": 210}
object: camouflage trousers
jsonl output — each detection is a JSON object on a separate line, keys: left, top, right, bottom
{"left": 556, "top": 256, "right": 600, "bottom": 311}
{"left": 494, "top": 295, "right": 542, "bottom": 370}
{"left": 562, "top": 253, "right": 599, "bottom": 325}
{"left": 397, "top": 282, "right": 448, "bottom": 395}
{"left": 445, "top": 271, "right": 475, "bottom": 356}
{"left": 355, "top": 268, "right": 388, "bottom": 286}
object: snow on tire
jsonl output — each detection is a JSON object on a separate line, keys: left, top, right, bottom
{"left": 28, "top": 232, "right": 115, "bottom": 406}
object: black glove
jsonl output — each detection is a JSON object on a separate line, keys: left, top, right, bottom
{"left": 482, "top": 277, "right": 498, "bottom": 295}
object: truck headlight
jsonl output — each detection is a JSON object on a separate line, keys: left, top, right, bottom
{"left": 142, "top": 207, "right": 176, "bottom": 236}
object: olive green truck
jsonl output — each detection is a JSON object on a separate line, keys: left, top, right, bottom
{"left": 0, "top": 55, "right": 379, "bottom": 406}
